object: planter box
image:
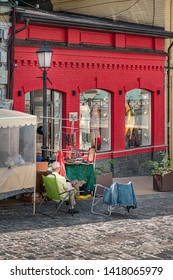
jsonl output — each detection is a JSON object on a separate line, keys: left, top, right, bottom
{"left": 153, "top": 171, "right": 173, "bottom": 192}
{"left": 96, "top": 172, "right": 113, "bottom": 188}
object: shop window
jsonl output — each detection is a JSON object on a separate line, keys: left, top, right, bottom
{"left": 125, "top": 89, "right": 151, "bottom": 148}
{"left": 25, "top": 90, "right": 62, "bottom": 155}
{"left": 80, "top": 89, "right": 111, "bottom": 151}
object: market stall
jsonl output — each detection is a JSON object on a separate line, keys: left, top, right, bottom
{"left": 66, "top": 163, "right": 95, "bottom": 191}
{"left": 0, "top": 109, "right": 37, "bottom": 205}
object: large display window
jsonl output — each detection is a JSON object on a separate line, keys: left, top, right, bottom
{"left": 125, "top": 89, "right": 151, "bottom": 148}
{"left": 25, "top": 90, "right": 62, "bottom": 155}
{"left": 80, "top": 89, "right": 111, "bottom": 152}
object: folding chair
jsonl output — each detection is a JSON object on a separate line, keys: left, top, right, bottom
{"left": 36, "top": 175, "right": 74, "bottom": 217}
{"left": 91, "top": 181, "right": 137, "bottom": 216}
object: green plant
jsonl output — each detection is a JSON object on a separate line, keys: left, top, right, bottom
{"left": 141, "top": 151, "right": 173, "bottom": 176}
{"left": 94, "top": 158, "right": 116, "bottom": 176}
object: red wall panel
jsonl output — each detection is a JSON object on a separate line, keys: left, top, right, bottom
{"left": 28, "top": 26, "right": 67, "bottom": 41}
{"left": 125, "top": 35, "right": 154, "bottom": 49}
{"left": 80, "top": 31, "right": 114, "bottom": 46}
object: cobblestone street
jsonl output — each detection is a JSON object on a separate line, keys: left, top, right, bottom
{"left": 0, "top": 189, "right": 173, "bottom": 260}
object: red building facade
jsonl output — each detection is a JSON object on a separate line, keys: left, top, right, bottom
{"left": 12, "top": 7, "right": 172, "bottom": 176}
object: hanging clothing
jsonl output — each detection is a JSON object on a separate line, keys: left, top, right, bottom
{"left": 103, "top": 181, "right": 137, "bottom": 208}
{"left": 57, "top": 150, "right": 66, "bottom": 177}
{"left": 80, "top": 104, "right": 90, "bottom": 133}
{"left": 90, "top": 105, "right": 101, "bottom": 148}
{"left": 125, "top": 102, "right": 135, "bottom": 140}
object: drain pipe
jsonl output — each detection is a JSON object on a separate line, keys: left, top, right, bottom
{"left": 167, "top": 41, "right": 173, "bottom": 159}
{"left": 15, "top": 18, "right": 30, "bottom": 34}
{"left": 8, "top": 5, "right": 30, "bottom": 99}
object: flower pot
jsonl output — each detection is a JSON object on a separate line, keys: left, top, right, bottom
{"left": 96, "top": 172, "right": 113, "bottom": 188}
{"left": 153, "top": 171, "right": 173, "bottom": 192}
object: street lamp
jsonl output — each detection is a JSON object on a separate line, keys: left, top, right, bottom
{"left": 36, "top": 44, "right": 53, "bottom": 161}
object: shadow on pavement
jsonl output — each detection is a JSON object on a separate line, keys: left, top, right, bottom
{"left": 0, "top": 192, "right": 173, "bottom": 234}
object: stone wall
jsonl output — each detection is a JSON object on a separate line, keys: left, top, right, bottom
{"left": 95, "top": 150, "right": 165, "bottom": 178}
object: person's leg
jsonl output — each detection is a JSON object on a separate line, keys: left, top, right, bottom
{"left": 66, "top": 182, "right": 79, "bottom": 213}
{"left": 68, "top": 190, "right": 79, "bottom": 214}
{"left": 69, "top": 191, "right": 76, "bottom": 208}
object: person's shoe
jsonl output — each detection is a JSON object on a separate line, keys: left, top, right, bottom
{"left": 73, "top": 209, "right": 79, "bottom": 214}
{"left": 68, "top": 208, "right": 79, "bottom": 215}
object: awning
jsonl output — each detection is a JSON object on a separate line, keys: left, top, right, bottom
{"left": 0, "top": 109, "right": 37, "bottom": 128}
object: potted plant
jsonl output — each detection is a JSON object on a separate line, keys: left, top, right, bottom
{"left": 141, "top": 151, "right": 173, "bottom": 192}
{"left": 95, "top": 159, "right": 116, "bottom": 187}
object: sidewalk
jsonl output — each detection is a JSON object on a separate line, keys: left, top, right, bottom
{"left": 113, "top": 176, "right": 156, "bottom": 195}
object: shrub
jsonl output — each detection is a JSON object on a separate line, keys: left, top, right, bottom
{"left": 141, "top": 151, "right": 173, "bottom": 176}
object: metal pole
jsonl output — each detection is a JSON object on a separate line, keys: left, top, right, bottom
{"left": 42, "top": 68, "right": 48, "bottom": 161}
{"left": 167, "top": 41, "right": 173, "bottom": 159}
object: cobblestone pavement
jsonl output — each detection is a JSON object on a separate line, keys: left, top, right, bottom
{"left": 0, "top": 192, "right": 173, "bottom": 260}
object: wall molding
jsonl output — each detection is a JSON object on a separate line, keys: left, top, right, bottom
{"left": 14, "top": 59, "right": 164, "bottom": 71}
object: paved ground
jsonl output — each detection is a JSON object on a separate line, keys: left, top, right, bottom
{"left": 0, "top": 176, "right": 173, "bottom": 260}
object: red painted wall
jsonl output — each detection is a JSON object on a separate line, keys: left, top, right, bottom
{"left": 13, "top": 23, "right": 166, "bottom": 158}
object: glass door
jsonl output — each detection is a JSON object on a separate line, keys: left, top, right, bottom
{"left": 33, "top": 102, "right": 54, "bottom": 155}
{"left": 25, "top": 90, "right": 62, "bottom": 157}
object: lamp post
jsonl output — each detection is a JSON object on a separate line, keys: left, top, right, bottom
{"left": 36, "top": 44, "right": 53, "bottom": 161}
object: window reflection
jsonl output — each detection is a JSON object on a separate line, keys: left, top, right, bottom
{"left": 125, "top": 89, "right": 151, "bottom": 148}
{"left": 80, "top": 89, "right": 111, "bottom": 151}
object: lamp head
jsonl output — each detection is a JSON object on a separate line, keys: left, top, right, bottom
{"left": 36, "top": 44, "right": 53, "bottom": 69}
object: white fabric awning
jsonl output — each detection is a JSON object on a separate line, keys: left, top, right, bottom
{"left": 0, "top": 109, "right": 37, "bottom": 128}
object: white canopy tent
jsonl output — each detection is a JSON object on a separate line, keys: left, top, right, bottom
{"left": 0, "top": 109, "right": 37, "bottom": 213}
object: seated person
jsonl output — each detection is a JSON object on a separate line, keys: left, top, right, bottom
{"left": 48, "top": 161, "right": 79, "bottom": 214}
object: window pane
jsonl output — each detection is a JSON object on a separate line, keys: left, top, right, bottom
{"left": 125, "top": 89, "right": 151, "bottom": 148}
{"left": 80, "top": 89, "right": 111, "bottom": 152}
{"left": 25, "top": 92, "right": 30, "bottom": 114}
{"left": 53, "top": 91, "right": 62, "bottom": 151}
